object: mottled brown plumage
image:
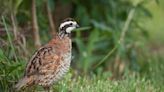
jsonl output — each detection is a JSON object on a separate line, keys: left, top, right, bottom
{"left": 15, "top": 18, "right": 79, "bottom": 91}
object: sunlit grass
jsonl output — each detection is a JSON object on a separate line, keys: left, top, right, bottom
{"left": 56, "top": 74, "right": 162, "bottom": 92}
{"left": 0, "top": 47, "right": 163, "bottom": 92}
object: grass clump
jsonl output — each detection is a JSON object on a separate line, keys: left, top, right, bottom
{"left": 0, "top": 47, "right": 164, "bottom": 92}
{"left": 56, "top": 73, "right": 161, "bottom": 92}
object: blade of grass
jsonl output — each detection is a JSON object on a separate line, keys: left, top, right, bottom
{"left": 72, "top": 26, "right": 91, "bottom": 32}
{"left": 1, "top": 16, "right": 18, "bottom": 62}
{"left": 93, "top": 45, "right": 118, "bottom": 69}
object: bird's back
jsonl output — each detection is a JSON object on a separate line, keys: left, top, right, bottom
{"left": 15, "top": 17, "right": 79, "bottom": 91}
{"left": 15, "top": 36, "right": 72, "bottom": 90}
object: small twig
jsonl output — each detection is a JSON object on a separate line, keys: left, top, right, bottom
{"left": 72, "top": 26, "right": 91, "bottom": 32}
{"left": 93, "top": 6, "right": 137, "bottom": 69}
{"left": 119, "top": 8, "right": 136, "bottom": 45}
{"left": 31, "top": 0, "right": 41, "bottom": 48}
{"left": 11, "top": 13, "right": 18, "bottom": 40}
{"left": 93, "top": 46, "right": 117, "bottom": 69}
{"left": 113, "top": 6, "right": 137, "bottom": 77}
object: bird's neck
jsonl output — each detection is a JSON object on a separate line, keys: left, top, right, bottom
{"left": 58, "top": 31, "right": 71, "bottom": 39}
{"left": 48, "top": 33, "right": 71, "bottom": 46}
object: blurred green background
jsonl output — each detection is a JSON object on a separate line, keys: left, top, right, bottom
{"left": 0, "top": 0, "right": 163, "bottom": 92}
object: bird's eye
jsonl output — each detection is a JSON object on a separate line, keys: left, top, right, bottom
{"left": 70, "top": 23, "right": 73, "bottom": 25}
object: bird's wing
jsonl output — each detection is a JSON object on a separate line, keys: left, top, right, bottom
{"left": 25, "top": 46, "right": 60, "bottom": 76}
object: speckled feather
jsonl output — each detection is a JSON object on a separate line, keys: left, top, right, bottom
{"left": 15, "top": 18, "right": 78, "bottom": 91}
{"left": 15, "top": 36, "right": 72, "bottom": 90}
{"left": 31, "top": 36, "right": 71, "bottom": 82}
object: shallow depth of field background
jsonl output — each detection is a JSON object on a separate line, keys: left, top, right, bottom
{"left": 0, "top": 0, "right": 164, "bottom": 92}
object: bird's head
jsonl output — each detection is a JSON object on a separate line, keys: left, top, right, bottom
{"left": 58, "top": 18, "right": 79, "bottom": 38}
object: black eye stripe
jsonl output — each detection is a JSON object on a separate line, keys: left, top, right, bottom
{"left": 60, "top": 23, "right": 73, "bottom": 31}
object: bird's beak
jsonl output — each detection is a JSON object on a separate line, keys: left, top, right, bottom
{"left": 76, "top": 24, "right": 80, "bottom": 28}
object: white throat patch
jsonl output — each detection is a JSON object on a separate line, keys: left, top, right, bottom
{"left": 66, "top": 26, "right": 76, "bottom": 33}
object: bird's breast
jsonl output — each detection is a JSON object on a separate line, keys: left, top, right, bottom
{"left": 52, "top": 52, "right": 71, "bottom": 82}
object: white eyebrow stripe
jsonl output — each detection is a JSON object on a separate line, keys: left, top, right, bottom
{"left": 60, "top": 21, "right": 77, "bottom": 28}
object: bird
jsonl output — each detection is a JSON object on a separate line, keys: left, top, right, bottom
{"left": 15, "top": 18, "right": 79, "bottom": 91}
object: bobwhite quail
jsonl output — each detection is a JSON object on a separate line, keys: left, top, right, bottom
{"left": 15, "top": 18, "right": 79, "bottom": 91}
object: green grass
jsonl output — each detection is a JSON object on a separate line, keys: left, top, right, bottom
{"left": 1, "top": 2, "right": 164, "bottom": 91}
{"left": 0, "top": 46, "right": 163, "bottom": 92}
{"left": 0, "top": 0, "right": 164, "bottom": 92}
{"left": 56, "top": 74, "right": 161, "bottom": 92}
{"left": 56, "top": 55, "right": 164, "bottom": 92}
{"left": 15, "top": 71, "right": 163, "bottom": 92}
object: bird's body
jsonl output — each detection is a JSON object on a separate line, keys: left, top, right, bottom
{"left": 15, "top": 18, "right": 79, "bottom": 91}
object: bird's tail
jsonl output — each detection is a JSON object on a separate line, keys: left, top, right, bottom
{"left": 15, "top": 76, "right": 31, "bottom": 91}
